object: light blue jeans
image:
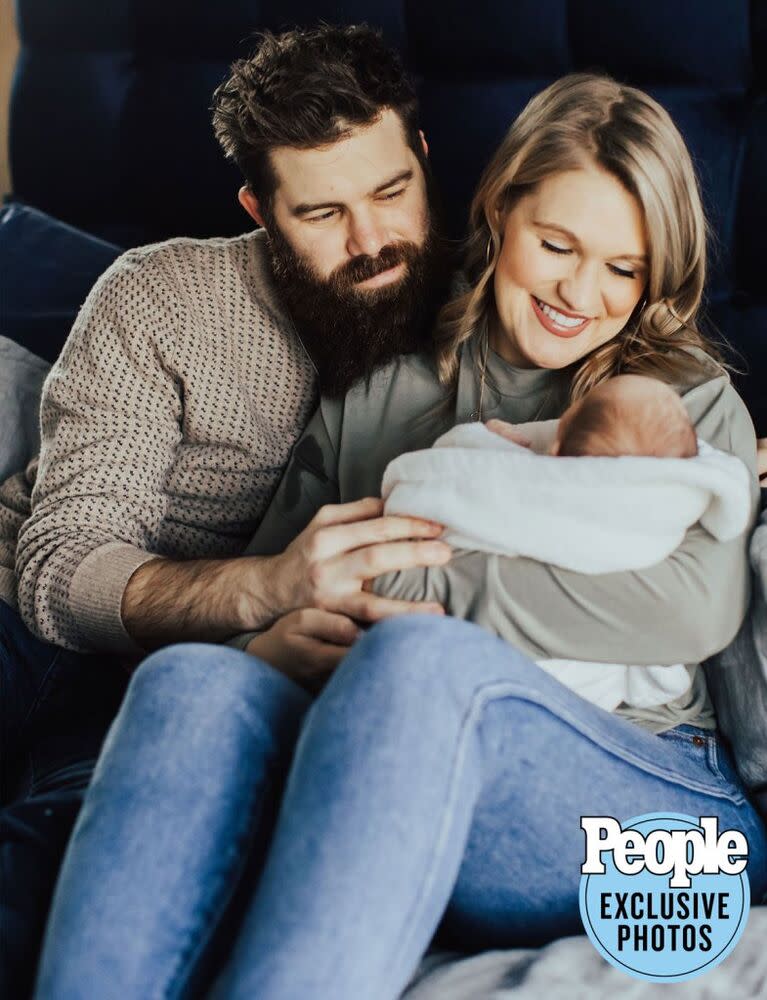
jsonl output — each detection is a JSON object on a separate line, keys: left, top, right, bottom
{"left": 35, "top": 616, "right": 767, "bottom": 1000}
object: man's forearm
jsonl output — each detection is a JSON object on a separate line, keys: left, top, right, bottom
{"left": 121, "top": 554, "right": 281, "bottom": 649}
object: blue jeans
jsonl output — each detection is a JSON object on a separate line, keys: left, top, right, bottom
{"left": 0, "top": 599, "right": 129, "bottom": 997}
{"left": 35, "top": 616, "right": 767, "bottom": 1000}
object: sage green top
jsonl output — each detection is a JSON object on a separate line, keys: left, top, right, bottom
{"left": 241, "top": 339, "right": 760, "bottom": 734}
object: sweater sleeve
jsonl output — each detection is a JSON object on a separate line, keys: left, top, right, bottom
{"left": 373, "top": 374, "right": 758, "bottom": 666}
{"left": 15, "top": 250, "right": 183, "bottom": 653}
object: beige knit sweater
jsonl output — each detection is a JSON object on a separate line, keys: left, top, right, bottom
{"left": 0, "top": 230, "right": 317, "bottom": 653}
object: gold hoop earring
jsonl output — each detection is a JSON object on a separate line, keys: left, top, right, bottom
{"left": 485, "top": 234, "right": 494, "bottom": 268}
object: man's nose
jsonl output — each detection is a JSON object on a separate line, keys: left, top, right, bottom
{"left": 346, "top": 210, "right": 388, "bottom": 258}
{"left": 557, "top": 260, "right": 600, "bottom": 316}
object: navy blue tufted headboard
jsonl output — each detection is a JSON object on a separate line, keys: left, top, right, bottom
{"left": 8, "top": 1, "right": 767, "bottom": 427}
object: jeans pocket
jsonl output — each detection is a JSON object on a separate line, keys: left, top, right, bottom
{"left": 656, "top": 726, "right": 746, "bottom": 805}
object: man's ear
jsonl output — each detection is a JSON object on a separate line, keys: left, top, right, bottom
{"left": 238, "top": 186, "right": 266, "bottom": 228}
{"left": 419, "top": 129, "right": 429, "bottom": 158}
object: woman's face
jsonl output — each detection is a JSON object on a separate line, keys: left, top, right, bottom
{"left": 491, "top": 162, "right": 649, "bottom": 369}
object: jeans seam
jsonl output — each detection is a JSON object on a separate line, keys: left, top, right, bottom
{"left": 161, "top": 762, "right": 279, "bottom": 1000}
{"left": 389, "top": 678, "right": 503, "bottom": 976}
{"left": 705, "top": 736, "right": 746, "bottom": 805}
{"left": 28, "top": 758, "right": 98, "bottom": 797}
{"left": 389, "top": 674, "right": 751, "bottom": 972}
{"left": 517, "top": 688, "right": 746, "bottom": 803}
{"left": 21, "top": 649, "right": 63, "bottom": 729}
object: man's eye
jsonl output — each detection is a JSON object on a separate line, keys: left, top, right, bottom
{"left": 306, "top": 210, "right": 338, "bottom": 223}
{"left": 608, "top": 264, "right": 637, "bottom": 279}
{"left": 541, "top": 239, "right": 571, "bottom": 255}
{"left": 380, "top": 188, "right": 406, "bottom": 201}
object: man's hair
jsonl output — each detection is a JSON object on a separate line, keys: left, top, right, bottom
{"left": 212, "top": 24, "right": 421, "bottom": 211}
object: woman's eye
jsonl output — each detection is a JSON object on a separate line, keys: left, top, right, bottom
{"left": 608, "top": 264, "right": 637, "bottom": 279}
{"left": 541, "top": 239, "right": 571, "bottom": 255}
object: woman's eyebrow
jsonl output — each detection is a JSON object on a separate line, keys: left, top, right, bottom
{"left": 533, "top": 219, "right": 648, "bottom": 263}
{"left": 533, "top": 219, "right": 579, "bottom": 242}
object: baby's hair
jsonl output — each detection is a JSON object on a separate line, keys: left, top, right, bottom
{"left": 557, "top": 375, "right": 698, "bottom": 459}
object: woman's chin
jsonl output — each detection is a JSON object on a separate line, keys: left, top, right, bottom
{"left": 514, "top": 339, "right": 581, "bottom": 371}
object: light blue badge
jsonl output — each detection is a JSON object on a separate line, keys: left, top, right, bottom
{"left": 579, "top": 812, "right": 750, "bottom": 983}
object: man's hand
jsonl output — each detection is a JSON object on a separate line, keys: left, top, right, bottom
{"left": 260, "top": 497, "right": 450, "bottom": 625}
{"left": 758, "top": 438, "right": 767, "bottom": 485}
{"left": 246, "top": 608, "right": 360, "bottom": 693}
{"left": 122, "top": 498, "right": 449, "bottom": 649}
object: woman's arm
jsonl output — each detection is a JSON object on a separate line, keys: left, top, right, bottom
{"left": 373, "top": 375, "right": 757, "bottom": 665}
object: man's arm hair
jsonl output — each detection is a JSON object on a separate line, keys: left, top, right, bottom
{"left": 124, "top": 401, "right": 343, "bottom": 649}
{"left": 121, "top": 554, "right": 280, "bottom": 650}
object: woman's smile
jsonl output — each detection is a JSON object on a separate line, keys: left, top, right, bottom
{"left": 531, "top": 295, "right": 591, "bottom": 338}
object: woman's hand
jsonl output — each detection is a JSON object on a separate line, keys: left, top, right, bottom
{"left": 485, "top": 419, "right": 532, "bottom": 448}
{"left": 245, "top": 608, "right": 361, "bottom": 692}
{"left": 758, "top": 438, "right": 767, "bottom": 485}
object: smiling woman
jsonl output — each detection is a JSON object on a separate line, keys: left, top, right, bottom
{"left": 490, "top": 164, "right": 648, "bottom": 368}
{"left": 436, "top": 73, "right": 717, "bottom": 405}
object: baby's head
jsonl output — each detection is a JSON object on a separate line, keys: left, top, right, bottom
{"left": 553, "top": 374, "right": 698, "bottom": 459}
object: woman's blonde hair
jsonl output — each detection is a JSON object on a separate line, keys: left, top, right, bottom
{"left": 435, "top": 73, "right": 724, "bottom": 399}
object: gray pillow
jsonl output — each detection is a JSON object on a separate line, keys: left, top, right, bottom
{"left": 0, "top": 336, "right": 49, "bottom": 481}
{"left": 705, "top": 513, "right": 767, "bottom": 812}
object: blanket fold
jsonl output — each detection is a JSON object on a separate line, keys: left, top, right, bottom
{"left": 382, "top": 421, "right": 751, "bottom": 575}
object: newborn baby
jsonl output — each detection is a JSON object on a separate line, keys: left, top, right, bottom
{"left": 382, "top": 373, "right": 751, "bottom": 713}
{"left": 489, "top": 373, "right": 698, "bottom": 460}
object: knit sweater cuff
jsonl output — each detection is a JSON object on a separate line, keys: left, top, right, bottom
{"left": 69, "top": 542, "right": 159, "bottom": 654}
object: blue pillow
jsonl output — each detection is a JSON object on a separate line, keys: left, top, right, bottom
{"left": 0, "top": 202, "right": 122, "bottom": 364}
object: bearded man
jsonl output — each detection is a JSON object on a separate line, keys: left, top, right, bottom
{"left": 0, "top": 24, "right": 454, "bottom": 994}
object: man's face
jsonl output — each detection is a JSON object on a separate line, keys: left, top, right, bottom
{"left": 269, "top": 109, "right": 429, "bottom": 283}
{"left": 249, "top": 111, "right": 449, "bottom": 397}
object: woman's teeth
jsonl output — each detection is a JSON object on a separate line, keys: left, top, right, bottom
{"left": 534, "top": 297, "right": 585, "bottom": 328}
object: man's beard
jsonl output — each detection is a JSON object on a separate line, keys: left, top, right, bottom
{"left": 265, "top": 214, "right": 451, "bottom": 398}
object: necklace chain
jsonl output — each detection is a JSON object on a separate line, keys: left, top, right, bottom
{"left": 474, "top": 333, "right": 555, "bottom": 423}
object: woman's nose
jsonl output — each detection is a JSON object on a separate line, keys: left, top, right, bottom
{"left": 557, "top": 261, "right": 601, "bottom": 316}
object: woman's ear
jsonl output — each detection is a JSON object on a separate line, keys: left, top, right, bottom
{"left": 238, "top": 186, "right": 266, "bottom": 228}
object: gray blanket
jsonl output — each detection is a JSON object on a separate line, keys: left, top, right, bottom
{"left": 405, "top": 910, "right": 767, "bottom": 998}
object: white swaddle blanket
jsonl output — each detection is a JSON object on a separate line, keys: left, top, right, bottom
{"left": 382, "top": 421, "right": 752, "bottom": 712}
